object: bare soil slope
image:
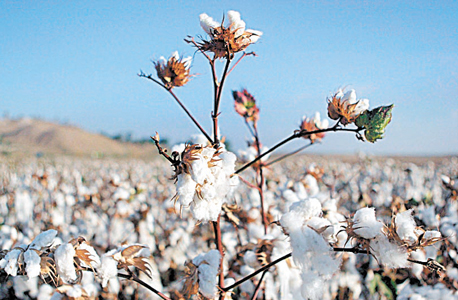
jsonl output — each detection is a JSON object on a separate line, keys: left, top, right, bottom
{"left": 0, "top": 118, "right": 155, "bottom": 157}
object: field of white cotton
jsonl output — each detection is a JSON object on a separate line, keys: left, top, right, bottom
{"left": 0, "top": 153, "right": 457, "bottom": 299}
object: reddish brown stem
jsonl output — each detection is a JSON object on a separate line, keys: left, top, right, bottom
{"left": 212, "top": 57, "right": 232, "bottom": 145}
{"left": 264, "top": 141, "right": 315, "bottom": 167}
{"left": 238, "top": 175, "right": 261, "bottom": 191}
{"left": 253, "top": 125, "right": 268, "bottom": 234}
{"left": 250, "top": 270, "right": 268, "bottom": 300}
{"left": 139, "top": 73, "right": 213, "bottom": 144}
{"left": 227, "top": 51, "right": 257, "bottom": 75}
{"left": 235, "top": 124, "right": 362, "bottom": 174}
{"left": 212, "top": 216, "right": 225, "bottom": 298}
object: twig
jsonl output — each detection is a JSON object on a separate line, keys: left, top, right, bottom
{"left": 235, "top": 125, "right": 362, "bottom": 174}
{"left": 222, "top": 252, "right": 292, "bottom": 292}
{"left": 212, "top": 56, "right": 232, "bottom": 145}
{"left": 227, "top": 51, "right": 257, "bottom": 75}
{"left": 139, "top": 72, "right": 213, "bottom": 144}
{"left": 212, "top": 216, "right": 225, "bottom": 298}
{"left": 118, "top": 272, "right": 171, "bottom": 300}
{"left": 250, "top": 270, "right": 268, "bottom": 300}
{"left": 238, "top": 175, "right": 261, "bottom": 191}
{"left": 264, "top": 141, "right": 316, "bottom": 167}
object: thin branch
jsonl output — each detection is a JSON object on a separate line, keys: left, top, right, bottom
{"left": 235, "top": 125, "right": 362, "bottom": 174}
{"left": 213, "top": 56, "right": 232, "bottom": 145}
{"left": 264, "top": 141, "right": 316, "bottom": 167}
{"left": 250, "top": 270, "right": 268, "bottom": 300}
{"left": 150, "top": 134, "right": 176, "bottom": 165}
{"left": 253, "top": 125, "right": 268, "bottom": 234}
{"left": 212, "top": 216, "right": 225, "bottom": 298}
{"left": 227, "top": 51, "right": 257, "bottom": 75}
{"left": 118, "top": 272, "right": 171, "bottom": 300}
{"left": 139, "top": 72, "right": 213, "bottom": 144}
{"left": 222, "top": 252, "right": 292, "bottom": 292}
{"left": 237, "top": 175, "right": 261, "bottom": 191}
{"left": 185, "top": 36, "right": 213, "bottom": 62}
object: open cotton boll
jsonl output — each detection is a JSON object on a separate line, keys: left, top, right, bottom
{"left": 370, "top": 234, "right": 409, "bottom": 268}
{"left": 98, "top": 253, "right": 119, "bottom": 288}
{"left": 24, "top": 249, "right": 41, "bottom": 279}
{"left": 307, "top": 217, "right": 336, "bottom": 243}
{"left": 423, "top": 230, "right": 441, "bottom": 240}
{"left": 78, "top": 242, "right": 101, "bottom": 269}
{"left": 192, "top": 250, "right": 221, "bottom": 299}
{"left": 395, "top": 209, "right": 417, "bottom": 245}
{"left": 55, "top": 243, "right": 78, "bottom": 283}
{"left": 300, "top": 271, "right": 325, "bottom": 300}
{"left": 0, "top": 248, "right": 23, "bottom": 276}
{"left": 280, "top": 198, "right": 322, "bottom": 233}
{"left": 29, "top": 229, "right": 58, "bottom": 250}
{"left": 353, "top": 207, "right": 384, "bottom": 239}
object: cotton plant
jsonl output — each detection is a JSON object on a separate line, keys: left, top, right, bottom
{"left": 9, "top": 7, "right": 458, "bottom": 300}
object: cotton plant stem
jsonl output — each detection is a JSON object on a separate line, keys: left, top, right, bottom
{"left": 235, "top": 126, "right": 362, "bottom": 174}
{"left": 222, "top": 252, "right": 292, "bottom": 292}
{"left": 212, "top": 57, "right": 232, "bottom": 145}
{"left": 227, "top": 51, "right": 256, "bottom": 76}
{"left": 253, "top": 125, "right": 268, "bottom": 234}
{"left": 264, "top": 142, "right": 315, "bottom": 167}
{"left": 212, "top": 215, "right": 225, "bottom": 298}
{"left": 250, "top": 270, "right": 268, "bottom": 300}
{"left": 117, "top": 273, "right": 171, "bottom": 300}
{"left": 139, "top": 73, "right": 213, "bottom": 144}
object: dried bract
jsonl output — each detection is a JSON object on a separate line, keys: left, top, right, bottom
{"left": 190, "top": 10, "right": 262, "bottom": 59}
{"left": 154, "top": 51, "right": 192, "bottom": 89}
{"left": 300, "top": 112, "right": 329, "bottom": 143}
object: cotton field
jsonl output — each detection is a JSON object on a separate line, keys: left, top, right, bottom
{"left": 0, "top": 153, "right": 457, "bottom": 299}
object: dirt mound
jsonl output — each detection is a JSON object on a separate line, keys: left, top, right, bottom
{"left": 0, "top": 118, "right": 156, "bottom": 158}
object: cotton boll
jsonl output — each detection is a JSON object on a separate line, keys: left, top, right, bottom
{"left": 37, "top": 284, "right": 55, "bottom": 300}
{"left": 410, "top": 250, "right": 426, "bottom": 278}
{"left": 24, "top": 249, "right": 41, "bottom": 279}
{"left": 353, "top": 207, "right": 384, "bottom": 239}
{"left": 13, "top": 276, "right": 38, "bottom": 299}
{"left": 192, "top": 250, "right": 221, "bottom": 299}
{"left": 280, "top": 198, "right": 322, "bottom": 233}
{"left": 395, "top": 209, "right": 417, "bottom": 245}
{"left": 423, "top": 230, "right": 441, "bottom": 240}
{"left": 29, "top": 229, "right": 58, "bottom": 250}
{"left": 370, "top": 234, "right": 408, "bottom": 268}
{"left": 98, "top": 254, "right": 119, "bottom": 288}
{"left": 300, "top": 271, "right": 325, "bottom": 300}
{"left": 78, "top": 242, "right": 101, "bottom": 269}
{"left": 0, "top": 248, "right": 23, "bottom": 276}
{"left": 55, "top": 243, "right": 78, "bottom": 283}
{"left": 176, "top": 174, "right": 197, "bottom": 207}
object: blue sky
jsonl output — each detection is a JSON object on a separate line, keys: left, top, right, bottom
{"left": 1, "top": 1, "right": 457, "bottom": 155}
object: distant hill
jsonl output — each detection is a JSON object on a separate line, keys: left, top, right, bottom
{"left": 0, "top": 118, "right": 157, "bottom": 158}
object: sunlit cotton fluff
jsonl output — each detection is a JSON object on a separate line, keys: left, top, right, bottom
{"left": 98, "top": 250, "right": 119, "bottom": 288}
{"left": 327, "top": 89, "right": 370, "bottom": 125}
{"left": 395, "top": 209, "right": 418, "bottom": 245}
{"left": 197, "top": 10, "right": 262, "bottom": 58}
{"left": 352, "top": 207, "right": 384, "bottom": 239}
{"left": 174, "top": 145, "right": 238, "bottom": 222}
{"left": 370, "top": 234, "right": 409, "bottom": 268}
{"left": 192, "top": 250, "right": 221, "bottom": 299}
{"left": 54, "top": 243, "right": 78, "bottom": 283}
{"left": 280, "top": 198, "right": 341, "bottom": 300}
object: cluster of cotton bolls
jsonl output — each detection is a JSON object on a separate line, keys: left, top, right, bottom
{"left": 0, "top": 152, "right": 457, "bottom": 299}
{"left": 172, "top": 143, "right": 239, "bottom": 222}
